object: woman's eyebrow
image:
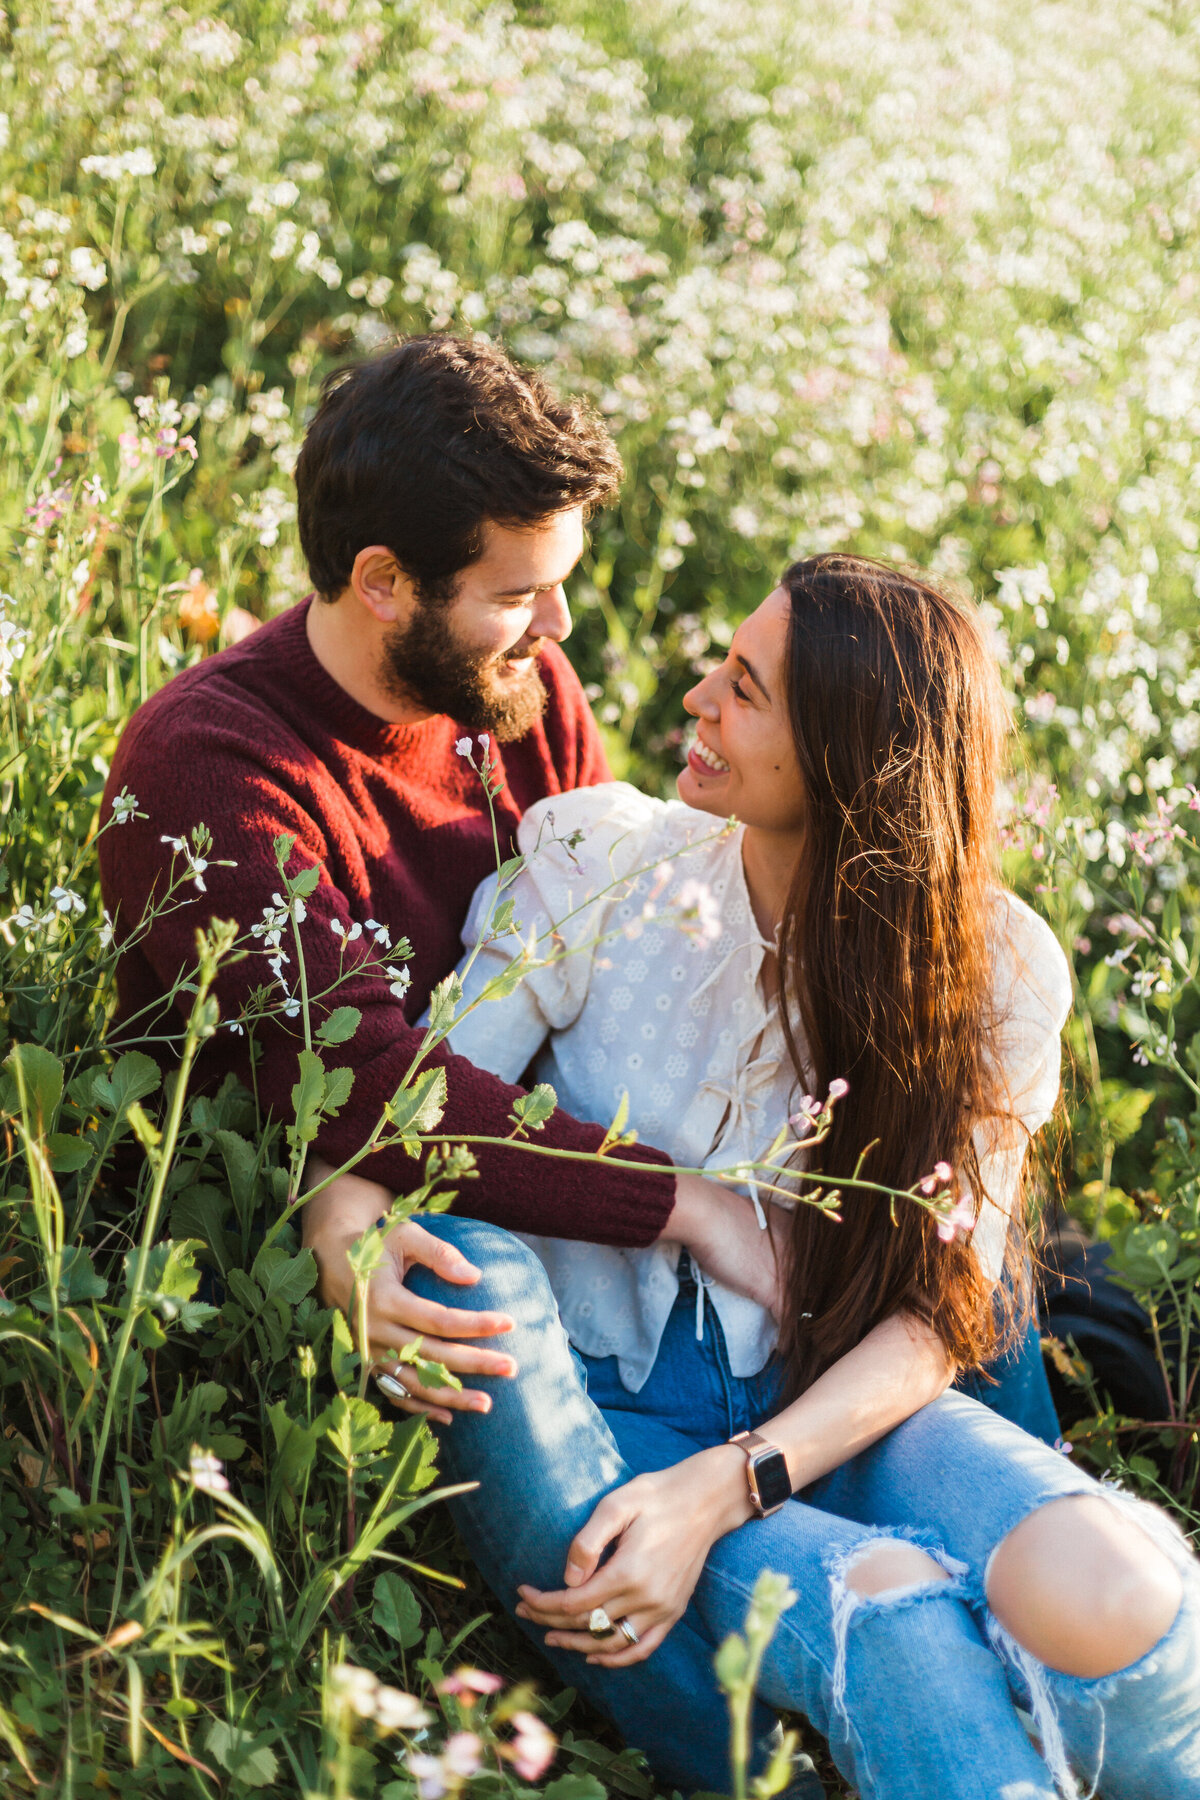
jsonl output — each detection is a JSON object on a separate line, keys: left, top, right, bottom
{"left": 735, "top": 653, "right": 771, "bottom": 702}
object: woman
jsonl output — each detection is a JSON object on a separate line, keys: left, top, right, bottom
{"left": 324, "top": 558, "right": 1200, "bottom": 1798}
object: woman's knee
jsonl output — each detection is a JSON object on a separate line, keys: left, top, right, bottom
{"left": 844, "top": 1541, "right": 952, "bottom": 1599}
{"left": 986, "top": 1493, "right": 1184, "bottom": 1678}
{"left": 407, "top": 1212, "right": 558, "bottom": 1318}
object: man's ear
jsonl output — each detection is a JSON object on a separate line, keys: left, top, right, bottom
{"left": 348, "top": 545, "right": 417, "bottom": 624}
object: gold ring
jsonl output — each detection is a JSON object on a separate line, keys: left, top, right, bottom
{"left": 587, "top": 1606, "right": 614, "bottom": 1639}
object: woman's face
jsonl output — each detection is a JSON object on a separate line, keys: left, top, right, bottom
{"left": 678, "top": 585, "right": 807, "bottom": 837}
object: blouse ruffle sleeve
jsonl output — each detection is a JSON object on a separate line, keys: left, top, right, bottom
{"left": 971, "top": 892, "right": 1073, "bottom": 1287}
{"left": 430, "top": 783, "right": 669, "bottom": 1085}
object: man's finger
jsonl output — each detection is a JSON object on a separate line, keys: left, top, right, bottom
{"left": 400, "top": 1221, "right": 483, "bottom": 1286}
{"left": 372, "top": 1362, "right": 494, "bottom": 1415}
{"left": 368, "top": 1332, "right": 517, "bottom": 1380}
{"left": 370, "top": 1288, "right": 516, "bottom": 1343}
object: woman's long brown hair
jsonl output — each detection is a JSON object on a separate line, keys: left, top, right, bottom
{"left": 775, "top": 554, "right": 1024, "bottom": 1395}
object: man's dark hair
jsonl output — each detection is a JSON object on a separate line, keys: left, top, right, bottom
{"left": 296, "top": 334, "right": 624, "bottom": 600}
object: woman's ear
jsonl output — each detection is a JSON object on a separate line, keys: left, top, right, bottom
{"left": 349, "top": 545, "right": 417, "bottom": 625}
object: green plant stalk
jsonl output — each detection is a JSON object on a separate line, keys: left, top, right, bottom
{"left": 88, "top": 935, "right": 224, "bottom": 1504}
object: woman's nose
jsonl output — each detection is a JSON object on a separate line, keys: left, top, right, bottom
{"left": 531, "top": 584, "right": 572, "bottom": 644}
{"left": 683, "top": 676, "right": 719, "bottom": 718}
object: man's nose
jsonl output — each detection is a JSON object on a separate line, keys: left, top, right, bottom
{"left": 531, "top": 584, "right": 571, "bottom": 644}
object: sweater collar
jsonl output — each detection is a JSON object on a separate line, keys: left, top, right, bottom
{"left": 276, "top": 596, "right": 460, "bottom": 758}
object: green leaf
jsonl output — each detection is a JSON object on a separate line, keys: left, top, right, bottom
{"left": 250, "top": 1243, "right": 316, "bottom": 1307}
{"left": 290, "top": 864, "right": 321, "bottom": 899}
{"left": 511, "top": 1082, "right": 557, "bottom": 1134}
{"left": 92, "top": 1051, "right": 160, "bottom": 1117}
{"left": 330, "top": 1309, "right": 359, "bottom": 1389}
{"left": 317, "top": 1005, "right": 361, "bottom": 1046}
{"left": 2, "top": 1044, "right": 64, "bottom": 1129}
{"left": 386, "top": 1067, "right": 448, "bottom": 1145}
{"left": 289, "top": 1048, "right": 326, "bottom": 1147}
{"left": 426, "top": 972, "right": 463, "bottom": 1032}
{"left": 324, "top": 1392, "right": 393, "bottom": 1469}
{"left": 545, "top": 1778, "right": 608, "bottom": 1800}
{"left": 204, "top": 1721, "right": 279, "bottom": 1789}
{"left": 29, "top": 1245, "right": 107, "bottom": 1311}
{"left": 169, "top": 1184, "right": 233, "bottom": 1272}
{"left": 372, "top": 1571, "right": 423, "bottom": 1647}
{"left": 323, "top": 1065, "right": 354, "bottom": 1116}
{"left": 47, "top": 1133, "right": 94, "bottom": 1172}
{"left": 214, "top": 1129, "right": 260, "bottom": 1210}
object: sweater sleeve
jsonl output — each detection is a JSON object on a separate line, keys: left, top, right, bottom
{"left": 101, "top": 723, "right": 675, "bottom": 1248}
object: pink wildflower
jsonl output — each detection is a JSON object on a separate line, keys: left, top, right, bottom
{"left": 504, "top": 1711, "right": 557, "bottom": 1782}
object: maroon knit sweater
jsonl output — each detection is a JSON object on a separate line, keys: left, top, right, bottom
{"left": 99, "top": 598, "right": 675, "bottom": 1246}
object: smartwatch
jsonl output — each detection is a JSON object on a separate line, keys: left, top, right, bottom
{"left": 729, "top": 1429, "right": 791, "bottom": 1517}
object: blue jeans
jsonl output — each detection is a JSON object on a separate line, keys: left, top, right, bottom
{"left": 409, "top": 1217, "right": 1200, "bottom": 1799}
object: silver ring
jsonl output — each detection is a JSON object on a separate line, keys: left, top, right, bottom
{"left": 587, "top": 1606, "right": 614, "bottom": 1640}
{"left": 616, "top": 1616, "right": 639, "bottom": 1647}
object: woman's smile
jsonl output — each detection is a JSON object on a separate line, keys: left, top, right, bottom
{"left": 687, "top": 735, "right": 731, "bottom": 777}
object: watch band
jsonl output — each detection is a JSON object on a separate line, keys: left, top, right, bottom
{"left": 729, "top": 1429, "right": 791, "bottom": 1517}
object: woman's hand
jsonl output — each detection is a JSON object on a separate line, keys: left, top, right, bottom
{"left": 515, "top": 1445, "right": 753, "bottom": 1667}
{"left": 665, "top": 1175, "right": 784, "bottom": 1318}
{"left": 301, "top": 1161, "right": 518, "bottom": 1424}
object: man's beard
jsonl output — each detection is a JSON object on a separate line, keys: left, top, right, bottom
{"left": 381, "top": 604, "right": 548, "bottom": 743}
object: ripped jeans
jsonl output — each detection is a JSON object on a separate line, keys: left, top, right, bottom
{"left": 408, "top": 1217, "right": 1200, "bottom": 1800}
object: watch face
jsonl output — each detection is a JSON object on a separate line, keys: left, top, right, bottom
{"left": 752, "top": 1448, "right": 791, "bottom": 1513}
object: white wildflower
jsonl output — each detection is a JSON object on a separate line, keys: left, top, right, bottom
{"left": 384, "top": 964, "right": 412, "bottom": 999}
{"left": 188, "top": 1447, "right": 230, "bottom": 1494}
{"left": 110, "top": 788, "right": 139, "bottom": 824}
{"left": 49, "top": 886, "right": 85, "bottom": 917}
{"left": 455, "top": 737, "right": 475, "bottom": 761}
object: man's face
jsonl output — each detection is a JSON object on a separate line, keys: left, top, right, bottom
{"left": 382, "top": 509, "right": 585, "bottom": 741}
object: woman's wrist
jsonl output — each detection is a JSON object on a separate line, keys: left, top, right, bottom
{"left": 688, "top": 1443, "right": 760, "bottom": 1538}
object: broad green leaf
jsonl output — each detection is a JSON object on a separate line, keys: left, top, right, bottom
{"left": 324, "top": 1392, "right": 393, "bottom": 1469}
{"left": 46, "top": 1133, "right": 94, "bottom": 1172}
{"left": 29, "top": 1245, "right": 107, "bottom": 1311}
{"left": 289, "top": 1048, "right": 326, "bottom": 1146}
{"left": 545, "top": 1777, "right": 608, "bottom": 1800}
{"left": 316, "top": 1005, "right": 361, "bottom": 1046}
{"left": 386, "top": 1067, "right": 447, "bottom": 1142}
{"left": 323, "top": 1065, "right": 354, "bottom": 1116}
{"left": 169, "top": 1184, "right": 232, "bottom": 1272}
{"left": 372, "top": 1571, "right": 423, "bottom": 1647}
{"left": 250, "top": 1243, "right": 316, "bottom": 1307}
{"left": 511, "top": 1082, "right": 557, "bottom": 1133}
{"left": 204, "top": 1721, "right": 279, "bottom": 1789}
{"left": 426, "top": 972, "right": 463, "bottom": 1032}
{"left": 214, "top": 1129, "right": 260, "bottom": 1209}
{"left": 92, "top": 1051, "right": 160, "bottom": 1116}
{"left": 2, "top": 1044, "right": 63, "bottom": 1129}
{"left": 290, "top": 864, "right": 321, "bottom": 899}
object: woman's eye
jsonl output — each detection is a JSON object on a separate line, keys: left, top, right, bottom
{"left": 730, "top": 677, "right": 749, "bottom": 702}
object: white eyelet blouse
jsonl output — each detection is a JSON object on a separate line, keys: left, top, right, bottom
{"left": 431, "top": 783, "right": 1072, "bottom": 1394}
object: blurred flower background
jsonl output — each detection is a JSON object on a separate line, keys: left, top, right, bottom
{"left": 3, "top": 1, "right": 1200, "bottom": 1794}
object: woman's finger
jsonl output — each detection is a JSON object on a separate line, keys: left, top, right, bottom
{"left": 516, "top": 1573, "right": 640, "bottom": 1629}
{"left": 562, "top": 1491, "right": 634, "bottom": 1587}
{"left": 585, "top": 1618, "right": 670, "bottom": 1669}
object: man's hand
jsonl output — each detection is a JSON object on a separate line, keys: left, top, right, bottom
{"left": 301, "top": 1161, "right": 517, "bottom": 1424}
{"left": 663, "top": 1173, "right": 784, "bottom": 1317}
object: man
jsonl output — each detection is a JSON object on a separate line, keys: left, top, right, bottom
{"left": 102, "top": 335, "right": 773, "bottom": 1408}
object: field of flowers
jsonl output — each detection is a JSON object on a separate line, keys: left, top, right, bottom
{"left": 3, "top": 0, "right": 1200, "bottom": 1792}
